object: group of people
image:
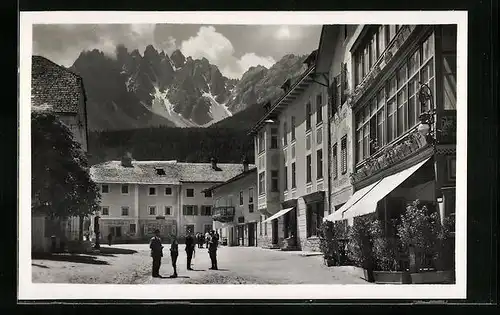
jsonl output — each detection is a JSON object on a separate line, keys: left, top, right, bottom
{"left": 194, "top": 232, "right": 211, "bottom": 248}
{"left": 149, "top": 229, "right": 220, "bottom": 278}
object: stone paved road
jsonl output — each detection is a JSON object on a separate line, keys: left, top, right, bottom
{"left": 32, "top": 244, "right": 367, "bottom": 285}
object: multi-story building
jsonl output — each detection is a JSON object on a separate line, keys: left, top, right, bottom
{"left": 31, "top": 55, "right": 90, "bottom": 252}
{"left": 204, "top": 158, "right": 259, "bottom": 246}
{"left": 324, "top": 25, "right": 457, "bottom": 236}
{"left": 249, "top": 51, "right": 330, "bottom": 252}
{"left": 89, "top": 157, "right": 246, "bottom": 242}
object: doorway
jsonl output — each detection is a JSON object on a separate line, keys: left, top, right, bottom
{"left": 271, "top": 219, "right": 279, "bottom": 245}
{"left": 237, "top": 225, "right": 244, "bottom": 246}
{"left": 248, "top": 223, "right": 256, "bottom": 246}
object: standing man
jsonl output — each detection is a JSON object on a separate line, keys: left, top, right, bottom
{"left": 107, "top": 232, "right": 113, "bottom": 246}
{"left": 149, "top": 229, "right": 163, "bottom": 278}
{"left": 185, "top": 232, "right": 195, "bottom": 270}
{"left": 169, "top": 234, "right": 179, "bottom": 278}
{"left": 208, "top": 230, "right": 219, "bottom": 270}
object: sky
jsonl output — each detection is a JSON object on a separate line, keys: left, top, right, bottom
{"left": 32, "top": 24, "right": 322, "bottom": 79}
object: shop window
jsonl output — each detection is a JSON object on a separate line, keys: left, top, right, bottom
{"left": 307, "top": 203, "right": 324, "bottom": 237}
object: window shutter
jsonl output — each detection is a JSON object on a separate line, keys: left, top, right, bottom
{"left": 329, "top": 77, "right": 337, "bottom": 116}
{"left": 341, "top": 62, "right": 348, "bottom": 104}
{"left": 193, "top": 205, "right": 199, "bottom": 215}
{"left": 182, "top": 205, "right": 187, "bottom": 215}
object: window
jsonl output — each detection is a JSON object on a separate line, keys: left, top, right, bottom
{"left": 283, "top": 121, "right": 288, "bottom": 146}
{"left": 332, "top": 143, "right": 338, "bottom": 179}
{"left": 271, "top": 128, "right": 278, "bottom": 149}
{"left": 164, "top": 187, "right": 172, "bottom": 195}
{"left": 183, "top": 205, "right": 197, "bottom": 216}
{"left": 306, "top": 154, "right": 312, "bottom": 183}
{"left": 100, "top": 206, "right": 109, "bottom": 216}
{"left": 307, "top": 203, "right": 324, "bottom": 237}
{"left": 271, "top": 170, "right": 279, "bottom": 192}
{"left": 355, "top": 32, "right": 436, "bottom": 163}
{"left": 148, "top": 187, "right": 156, "bottom": 196}
{"left": 316, "top": 94, "right": 323, "bottom": 123}
{"left": 121, "top": 184, "right": 129, "bottom": 194}
{"left": 164, "top": 206, "right": 172, "bottom": 215}
{"left": 186, "top": 188, "right": 194, "bottom": 197}
{"left": 291, "top": 116, "right": 296, "bottom": 141}
{"left": 291, "top": 163, "right": 296, "bottom": 189}
{"left": 341, "top": 137, "right": 347, "bottom": 174}
{"left": 248, "top": 188, "right": 254, "bottom": 203}
{"left": 202, "top": 205, "right": 212, "bottom": 216}
{"left": 441, "top": 25, "right": 457, "bottom": 110}
{"left": 317, "top": 149, "right": 323, "bottom": 179}
{"left": 258, "top": 172, "right": 265, "bottom": 195}
{"left": 204, "top": 224, "right": 212, "bottom": 234}
{"left": 204, "top": 190, "right": 212, "bottom": 197}
{"left": 249, "top": 203, "right": 254, "bottom": 213}
{"left": 284, "top": 166, "right": 288, "bottom": 191}
{"left": 306, "top": 103, "right": 312, "bottom": 131}
{"left": 121, "top": 206, "right": 129, "bottom": 216}
{"left": 155, "top": 168, "right": 166, "bottom": 176}
{"left": 148, "top": 206, "right": 157, "bottom": 216}
{"left": 101, "top": 184, "right": 109, "bottom": 194}
{"left": 239, "top": 191, "right": 244, "bottom": 205}
{"left": 130, "top": 224, "right": 136, "bottom": 234}
{"left": 258, "top": 131, "right": 265, "bottom": 153}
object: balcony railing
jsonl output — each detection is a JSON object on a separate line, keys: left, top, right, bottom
{"left": 212, "top": 206, "right": 235, "bottom": 223}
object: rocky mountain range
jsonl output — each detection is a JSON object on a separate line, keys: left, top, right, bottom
{"left": 70, "top": 45, "right": 309, "bottom": 131}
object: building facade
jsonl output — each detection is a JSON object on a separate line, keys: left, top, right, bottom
{"left": 31, "top": 55, "right": 90, "bottom": 252}
{"left": 89, "top": 157, "right": 248, "bottom": 243}
{"left": 250, "top": 52, "right": 330, "bottom": 252}
{"left": 206, "top": 162, "right": 259, "bottom": 247}
{"left": 325, "top": 25, "right": 457, "bottom": 237}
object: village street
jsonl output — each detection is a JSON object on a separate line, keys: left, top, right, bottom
{"left": 32, "top": 244, "right": 368, "bottom": 285}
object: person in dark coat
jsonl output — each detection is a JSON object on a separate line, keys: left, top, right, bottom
{"left": 185, "top": 232, "right": 195, "bottom": 270}
{"left": 208, "top": 230, "right": 219, "bottom": 270}
{"left": 107, "top": 233, "right": 113, "bottom": 246}
{"left": 169, "top": 234, "right": 179, "bottom": 278}
{"left": 149, "top": 229, "right": 164, "bottom": 278}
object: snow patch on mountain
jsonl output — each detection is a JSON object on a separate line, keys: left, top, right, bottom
{"left": 201, "top": 91, "right": 233, "bottom": 127}
{"left": 151, "top": 86, "right": 199, "bottom": 128}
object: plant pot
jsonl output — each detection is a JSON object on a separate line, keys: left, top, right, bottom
{"left": 410, "top": 270, "right": 455, "bottom": 284}
{"left": 373, "top": 271, "right": 412, "bottom": 284}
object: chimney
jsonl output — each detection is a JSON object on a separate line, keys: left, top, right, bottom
{"left": 281, "top": 78, "right": 291, "bottom": 92}
{"left": 242, "top": 155, "right": 249, "bottom": 172}
{"left": 210, "top": 157, "right": 218, "bottom": 170}
{"left": 121, "top": 152, "right": 133, "bottom": 167}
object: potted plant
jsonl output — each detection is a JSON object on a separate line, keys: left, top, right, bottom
{"left": 431, "top": 214, "right": 456, "bottom": 283}
{"left": 397, "top": 200, "right": 452, "bottom": 284}
{"left": 370, "top": 219, "right": 411, "bottom": 284}
{"left": 319, "top": 220, "right": 337, "bottom": 266}
{"left": 346, "top": 215, "right": 375, "bottom": 282}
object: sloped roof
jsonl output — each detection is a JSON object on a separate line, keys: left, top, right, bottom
{"left": 90, "top": 160, "right": 256, "bottom": 185}
{"left": 203, "top": 168, "right": 257, "bottom": 192}
{"left": 31, "top": 55, "right": 83, "bottom": 114}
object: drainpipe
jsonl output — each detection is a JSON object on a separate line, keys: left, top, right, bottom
{"left": 327, "top": 91, "right": 332, "bottom": 215}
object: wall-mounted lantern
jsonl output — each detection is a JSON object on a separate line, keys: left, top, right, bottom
{"left": 417, "top": 82, "right": 437, "bottom": 145}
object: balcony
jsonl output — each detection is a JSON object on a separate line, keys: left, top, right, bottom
{"left": 212, "top": 206, "right": 235, "bottom": 223}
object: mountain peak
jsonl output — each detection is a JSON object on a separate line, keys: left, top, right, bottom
{"left": 171, "top": 49, "right": 186, "bottom": 69}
